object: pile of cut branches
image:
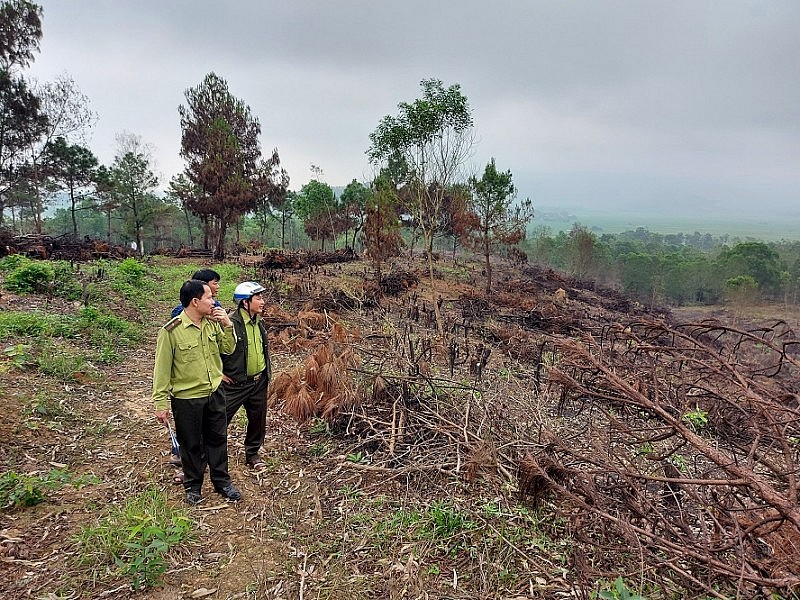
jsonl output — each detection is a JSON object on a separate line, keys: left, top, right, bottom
{"left": 531, "top": 318, "right": 800, "bottom": 595}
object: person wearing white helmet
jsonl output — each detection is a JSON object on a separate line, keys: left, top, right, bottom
{"left": 221, "top": 281, "right": 272, "bottom": 470}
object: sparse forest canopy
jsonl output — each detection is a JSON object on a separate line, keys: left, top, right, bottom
{"left": 1, "top": 0, "right": 799, "bottom": 314}
{"left": 523, "top": 226, "right": 800, "bottom": 307}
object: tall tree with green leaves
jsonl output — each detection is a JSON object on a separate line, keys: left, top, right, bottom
{"left": 340, "top": 179, "right": 370, "bottom": 250}
{"left": 179, "top": 72, "right": 276, "bottom": 259}
{"left": 109, "top": 133, "right": 158, "bottom": 255}
{"left": 0, "top": 0, "right": 47, "bottom": 223}
{"left": 717, "top": 241, "right": 782, "bottom": 297}
{"left": 368, "top": 78, "right": 474, "bottom": 334}
{"left": 468, "top": 158, "right": 533, "bottom": 293}
{"left": 294, "top": 178, "right": 338, "bottom": 250}
{"left": 42, "top": 136, "right": 98, "bottom": 236}
{"left": 363, "top": 175, "right": 404, "bottom": 282}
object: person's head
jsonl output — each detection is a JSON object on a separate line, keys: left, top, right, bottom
{"left": 233, "top": 281, "right": 267, "bottom": 317}
{"left": 180, "top": 279, "right": 214, "bottom": 316}
{"left": 192, "top": 269, "right": 221, "bottom": 296}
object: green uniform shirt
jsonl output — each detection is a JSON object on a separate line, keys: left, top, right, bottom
{"left": 241, "top": 307, "right": 267, "bottom": 376}
{"left": 152, "top": 311, "right": 236, "bottom": 411}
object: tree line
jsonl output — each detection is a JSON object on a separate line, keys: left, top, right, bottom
{"left": 522, "top": 224, "right": 800, "bottom": 308}
{"left": 1, "top": 1, "right": 531, "bottom": 309}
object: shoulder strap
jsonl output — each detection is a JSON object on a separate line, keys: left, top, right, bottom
{"left": 163, "top": 316, "right": 181, "bottom": 332}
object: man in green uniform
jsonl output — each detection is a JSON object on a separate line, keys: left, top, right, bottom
{"left": 222, "top": 282, "right": 272, "bottom": 470}
{"left": 153, "top": 279, "right": 243, "bottom": 505}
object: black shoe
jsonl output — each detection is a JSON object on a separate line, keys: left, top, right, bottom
{"left": 186, "top": 490, "right": 202, "bottom": 505}
{"left": 215, "top": 483, "right": 242, "bottom": 502}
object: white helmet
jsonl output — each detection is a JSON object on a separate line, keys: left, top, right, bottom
{"left": 233, "top": 281, "right": 266, "bottom": 302}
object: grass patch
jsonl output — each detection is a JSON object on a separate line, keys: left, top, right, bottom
{"left": 147, "top": 258, "right": 242, "bottom": 306}
{"left": 37, "top": 342, "right": 95, "bottom": 381}
{"left": 0, "top": 468, "right": 99, "bottom": 509}
{"left": 73, "top": 487, "right": 194, "bottom": 590}
{"left": 0, "top": 311, "right": 78, "bottom": 339}
{"left": 0, "top": 306, "right": 140, "bottom": 368}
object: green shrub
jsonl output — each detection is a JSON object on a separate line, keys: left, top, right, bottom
{"left": 74, "top": 487, "right": 194, "bottom": 589}
{"left": 0, "top": 254, "right": 29, "bottom": 272}
{"left": 2, "top": 343, "right": 32, "bottom": 369}
{"left": 0, "top": 312, "right": 67, "bottom": 338}
{"left": 0, "top": 471, "right": 47, "bottom": 507}
{"left": 5, "top": 261, "right": 54, "bottom": 294}
{"left": 51, "top": 261, "right": 83, "bottom": 301}
{"left": 115, "top": 258, "right": 146, "bottom": 287}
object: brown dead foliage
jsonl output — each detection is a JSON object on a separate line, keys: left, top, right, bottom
{"left": 379, "top": 271, "right": 419, "bottom": 295}
{"left": 525, "top": 318, "right": 800, "bottom": 592}
{"left": 0, "top": 231, "right": 136, "bottom": 261}
{"left": 271, "top": 340, "right": 361, "bottom": 424}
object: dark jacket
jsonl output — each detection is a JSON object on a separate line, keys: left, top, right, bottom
{"left": 221, "top": 308, "right": 271, "bottom": 384}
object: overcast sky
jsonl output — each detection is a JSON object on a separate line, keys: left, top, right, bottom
{"left": 27, "top": 1, "right": 800, "bottom": 224}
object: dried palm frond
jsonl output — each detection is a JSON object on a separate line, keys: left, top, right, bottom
{"left": 303, "top": 356, "right": 320, "bottom": 388}
{"left": 298, "top": 310, "right": 326, "bottom": 330}
{"left": 263, "top": 304, "right": 294, "bottom": 322}
{"left": 337, "top": 347, "right": 359, "bottom": 369}
{"left": 268, "top": 371, "right": 294, "bottom": 404}
{"left": 319, "top": 361, "right": 340, "bottom": 398}
{"left": 372, "top": 375, "right": 390, "bottom": 403}
{"left": 464, "top": 442, "right": 498, "bottom": 483}
{"left": 276, "top": 329, "right": 292, "bottom": 348}
{"left": 285, "top": 382, "right": 315, "bottom": 423}
{"left": 332, "top": 321, "right": 347, "bottom": 342}
{"left": 518, "top": 454, "right": 569, "bottom": 507}
{"left": 320, "top": 393, "right": 342, "bottom": 422}
{"left": 313, "top": 343, "right": 334, "bottom": 368}
{"left": 337, "top": 387, "right": 358, "bottom": 414}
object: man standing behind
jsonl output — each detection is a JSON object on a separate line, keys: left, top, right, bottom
{"left": 153, "top": 279, "right": 243, "bottom": 505}
{"left": 171, "top": 269, "right": 222, "bottom": 318}
{"left": 222, "top": 282, "right": 272, "bottom": 470}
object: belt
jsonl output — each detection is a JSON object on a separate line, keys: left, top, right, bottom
{"left": 243, "top": 372, "right": 263, "bottom": 383}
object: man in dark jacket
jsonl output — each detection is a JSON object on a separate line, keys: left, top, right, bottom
{"left": 222, "top": 281, "right": 272, "bottom": 470}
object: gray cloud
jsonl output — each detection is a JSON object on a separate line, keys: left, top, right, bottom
{"left": 27, "top": 0, "right": 800, "bottom": 224}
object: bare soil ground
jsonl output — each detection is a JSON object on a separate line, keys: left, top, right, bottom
{"left": 2, "top": 254, "right": 799, "bottom": 599}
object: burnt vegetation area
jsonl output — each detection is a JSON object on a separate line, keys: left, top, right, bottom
{"left": 1, "top": 250, "right": 799, "bottom": 598}
{"left": 253, "top": 253, "right": 800, "bottom": 597}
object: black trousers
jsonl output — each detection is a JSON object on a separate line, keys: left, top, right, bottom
{"left": 224, "top": 374, "right": 268, "bottom": 463}
{"left": 171, "top": 391, "right": 231, "bottom": 493}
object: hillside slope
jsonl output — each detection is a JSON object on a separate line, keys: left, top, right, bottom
{"left": 1, "top": 253, "right": 799, "bottom": 599}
